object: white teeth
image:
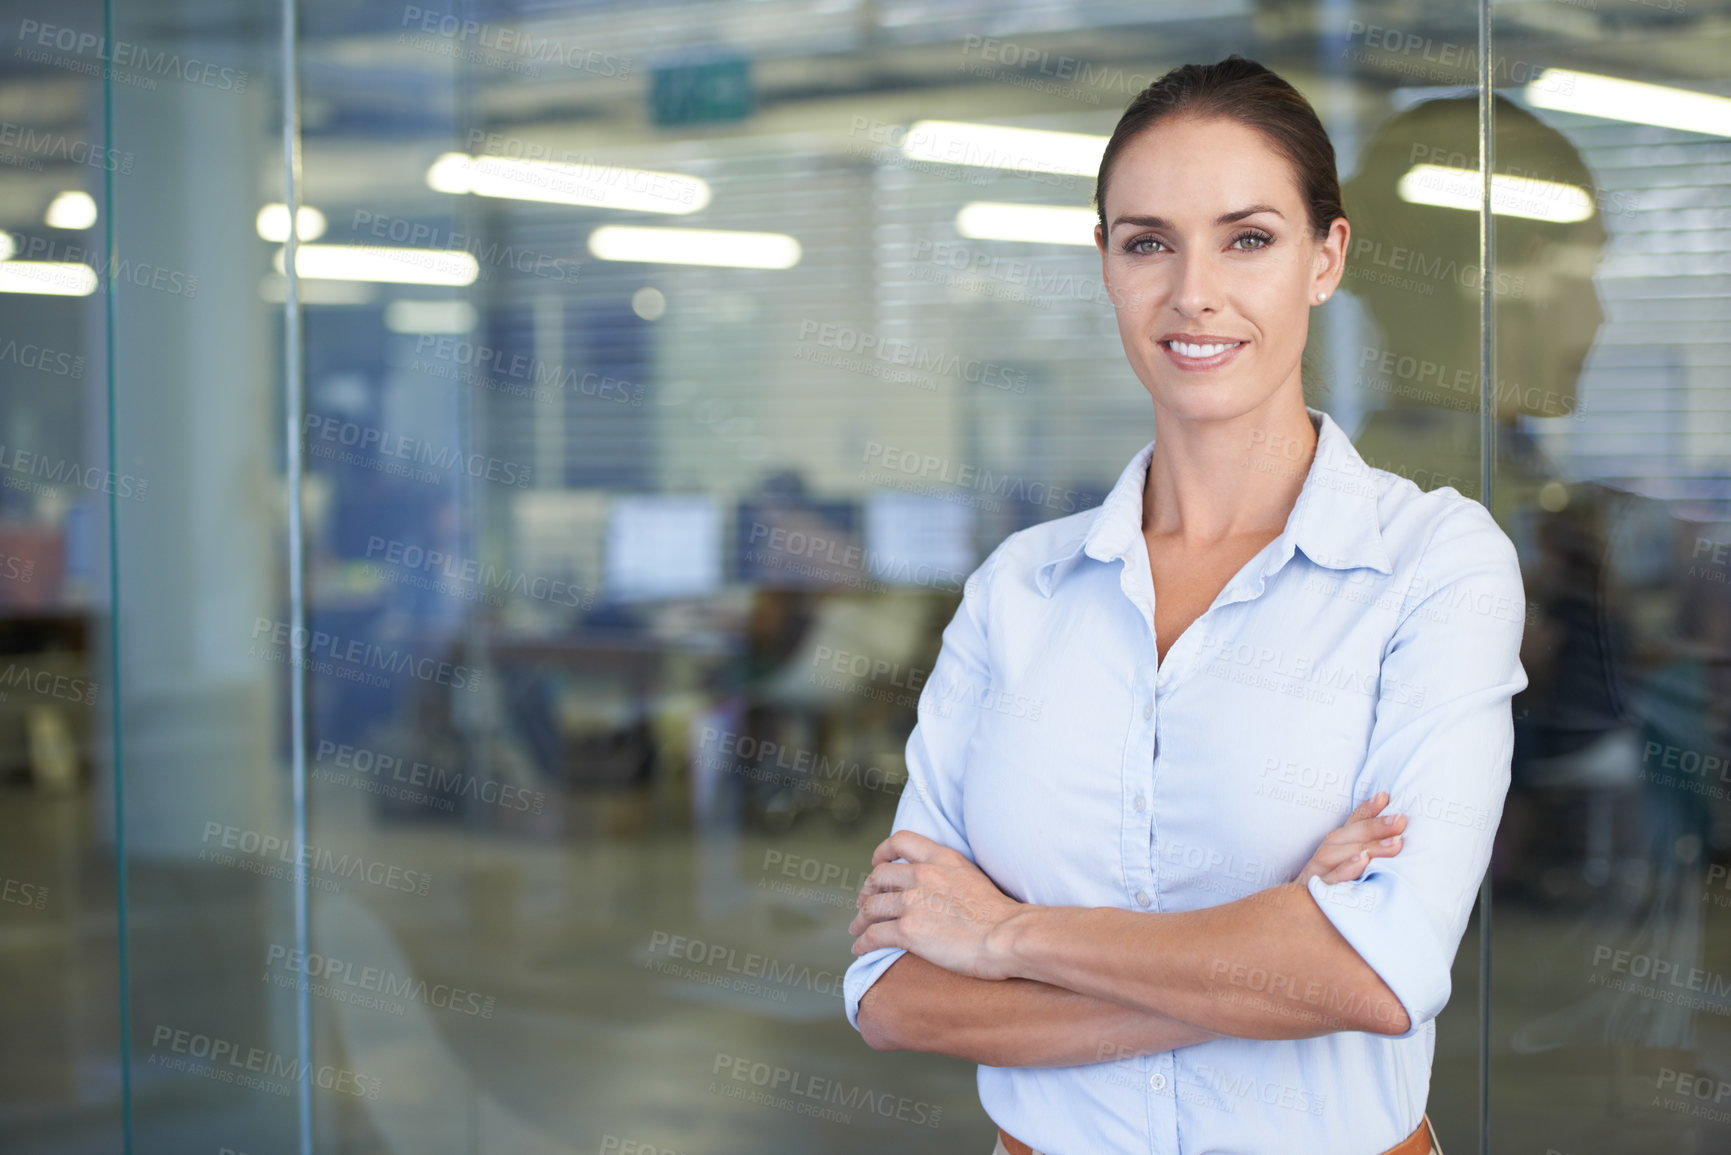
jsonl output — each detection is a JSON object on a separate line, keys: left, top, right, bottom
{"left": 1169, "top": 340, "right": 1242, "bottom": 358}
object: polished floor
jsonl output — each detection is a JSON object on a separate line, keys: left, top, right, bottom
{"left": 2, "top": 783, "right": 1728, "bottom": 1155}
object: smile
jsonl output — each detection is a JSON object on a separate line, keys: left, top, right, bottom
{"left": 1161, "top": 339, "right": 1246, "bottom": 370}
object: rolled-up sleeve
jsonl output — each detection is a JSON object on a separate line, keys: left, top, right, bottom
{"left": 1306, "top": 501, "right": 1529, "bottom": 1039}
{"left": 842, "top": 539, "right": 1008, "bottom": 1032}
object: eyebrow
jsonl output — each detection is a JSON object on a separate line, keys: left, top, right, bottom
{"left": 1110, "top": 205, "right": 1286, "bottom": 231}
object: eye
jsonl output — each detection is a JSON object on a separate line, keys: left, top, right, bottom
{"left": 1233, "top": 229, "right": 1274, "bottom": 251}
{"left": 1123, "top": 234, "right": 1164, "bottom": 256}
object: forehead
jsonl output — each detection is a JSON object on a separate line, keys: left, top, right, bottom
{"left": 1105, "top": 115, "right": 1304, "bottom": 221}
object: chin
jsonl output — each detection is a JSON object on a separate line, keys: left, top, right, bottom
{"left": 1144, "top": 377, "right": 1257, "bottom": 421}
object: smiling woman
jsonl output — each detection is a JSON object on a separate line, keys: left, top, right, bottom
{"left": 843, "top": 56, "right": 1526, "bottom": 1155}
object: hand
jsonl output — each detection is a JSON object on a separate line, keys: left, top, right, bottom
{"left": 1294, "top": 791, "right": 1406, "bottom": 887}
{"left": 848, "top": 830, "right": 1025, "bottom": 981}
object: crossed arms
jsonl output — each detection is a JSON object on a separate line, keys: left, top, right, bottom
{"left": 848, "top": 504, "right": 1526, "bottom": 1068}
{"left": 849, "top": 796, "right": 1413, "bottom": 1068}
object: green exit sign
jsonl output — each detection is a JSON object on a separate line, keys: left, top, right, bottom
{"left": 651, "top": 56, "right": 753, "bottom": 126}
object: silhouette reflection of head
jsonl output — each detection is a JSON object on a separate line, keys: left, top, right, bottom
{"left": 1342, "top": 93, "right": 1608, "bottom": 420}
{"left": 1340, "top": 94, "right": 1610, "bottom": 520}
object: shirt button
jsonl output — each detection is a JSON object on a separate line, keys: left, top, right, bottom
{"left": 1135, "top": 891, "right": 1150, "bottom": 907}
{"left": 1134, "top": 795, "right": 1146, "bottom": 812}
{"left": 1149, "top": 1072, "right": 1167, "bottom": 1091}
{"left": 1143, "top": 701, "right": 1153, "bottom": 720}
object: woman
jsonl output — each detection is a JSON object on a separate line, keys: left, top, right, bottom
{"left": 843, "top": 57, "right": 1527, "bottom": 1155}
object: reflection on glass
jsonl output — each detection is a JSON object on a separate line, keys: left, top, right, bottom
{"left": 1479, "top": 29, "right": 1731, "bottom": 1155}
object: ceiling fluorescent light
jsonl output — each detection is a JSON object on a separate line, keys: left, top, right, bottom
{"left": 385, "top": 300, "right": 477, "bottom": 334}
{"left": 901, "top": 121, "right": 1107, "bottom": 177}
{"left": 45, "top": 191, "right": 97, "bottom": 229}
{"left": 257, "top": 204, "right": 328, "bottom": 242}
{"left": 1397, "top": 164, "right": 1595, "bottom": 223}
{"left": 273, "top": 244, "right": 480, "bottom": 286}
{"left": 955, "top": 202, "right": 1098, "bottom": 245}
{"left": 427, "top": 152, "right": 711, "bottom": 214}
{"left": 0, "top": 262, "right": 99, "bottom": 295}
{"left": 1525, "top": 69, "right": 1731, "bottom": 137}
{"left": 587, "top": 226, "right": 801, "bottom": 269}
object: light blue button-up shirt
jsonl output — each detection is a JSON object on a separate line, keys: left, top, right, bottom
{"left": 844, "top": 405, "right": 1529, "bottom": 1155}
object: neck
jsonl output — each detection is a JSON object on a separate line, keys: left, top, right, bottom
{"left": 1142, "top": 393, "right": 1317, "bottom": 546}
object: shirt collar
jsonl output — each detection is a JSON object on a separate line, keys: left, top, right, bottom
{"left": 1034, "top": 405, "right": 1394, "bottom": 598}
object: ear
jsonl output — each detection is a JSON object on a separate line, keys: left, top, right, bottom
{"left": 1312, "top": 216, "right": 1350, "bottom": 302}
{"left": 1096, "top": 222, "right": 1119, "bottom": 307}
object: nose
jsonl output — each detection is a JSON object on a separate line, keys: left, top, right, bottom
{"left": 1171, "top": 252, "right": 1222, "bottom": 316}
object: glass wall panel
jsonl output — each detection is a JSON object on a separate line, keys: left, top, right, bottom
{"left": 0, "top": 0, "right": 119, "bottom": 1125}
{"left": 1, "top": 0, "right": 287, "bottom": 1150}
{"left": 104, "top": 4, "right": 295, "bottom": 1155}
{"left": 1485, "top": 6, "right": 1731, "bottom": 1155}
{"left": 1331, "top": 14, "right": 1497, "bottom": 1137}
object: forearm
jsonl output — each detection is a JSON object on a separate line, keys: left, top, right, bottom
{"left": 858, "top": 952, "right": 1224, "bottom": 1067}
{"left": 991, "top": 883, "right": 1411, "bottom": 1039}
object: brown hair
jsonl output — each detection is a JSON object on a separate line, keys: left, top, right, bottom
{"left": 1094, "top": 55, "right": 1345, "bottom": 242}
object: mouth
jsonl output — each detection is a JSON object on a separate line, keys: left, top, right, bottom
{"left": 1160, "top": 338, "right": 1246, "bottom": 371}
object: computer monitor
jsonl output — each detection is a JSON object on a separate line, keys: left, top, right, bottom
{"left": 862, "top": 492, "right": 975, "bottom": 589}
{"left": 604, "top": 494, "right": 724, "bottom": 602}
{"left": 512, "top": 491, "right": 608, "bottom": 587}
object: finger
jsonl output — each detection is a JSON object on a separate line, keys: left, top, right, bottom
{"left": 1322, "top": 811, "right": 1407, "bottom": 847}
{"left": 846, "top": 889, "right": 907, "bottom": 937}
{"left": 1349, "top": 791, "right": 1390, "bottom": 820}
{"left": 1319, "top": 834, "right": 1405, "bottom": 883}
{"left": 872, "top": 829, "right": 941, "bottom": 867}
{"left": 851, "top": 919, "right": 902, "bottom": 956}
{"left": 1306, "top": 841, "right": 1374, "bottom": 878}
{"left": 856, "top": 862, "right": 916, "bottom": 902}
{"left": 1321, "top": 844, "right": 1384, "bottom": 884}
{"left": 1314, "top": 822, "right": 1405, "bottom": 869}
{"left": 1333, "top": 791, "right": 1395, "bottom": 829}
{"left": 1317, "top": 850, "right": 1370, "bottom": 884}
{"left": 1337, "top": 791, "right": 1389, "bottom": 826}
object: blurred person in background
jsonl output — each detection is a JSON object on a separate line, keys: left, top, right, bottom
{"left": 1341, "top": 88, "right": 1721, "bottom": 1068}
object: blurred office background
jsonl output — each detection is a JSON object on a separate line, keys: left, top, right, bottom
{"left": 0, "top": 0, "right": 1727, "bottom": 1151}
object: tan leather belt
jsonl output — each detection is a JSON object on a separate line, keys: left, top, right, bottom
{"left": 997, "top": 1112, "right": 1435, "bottom": 1155}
